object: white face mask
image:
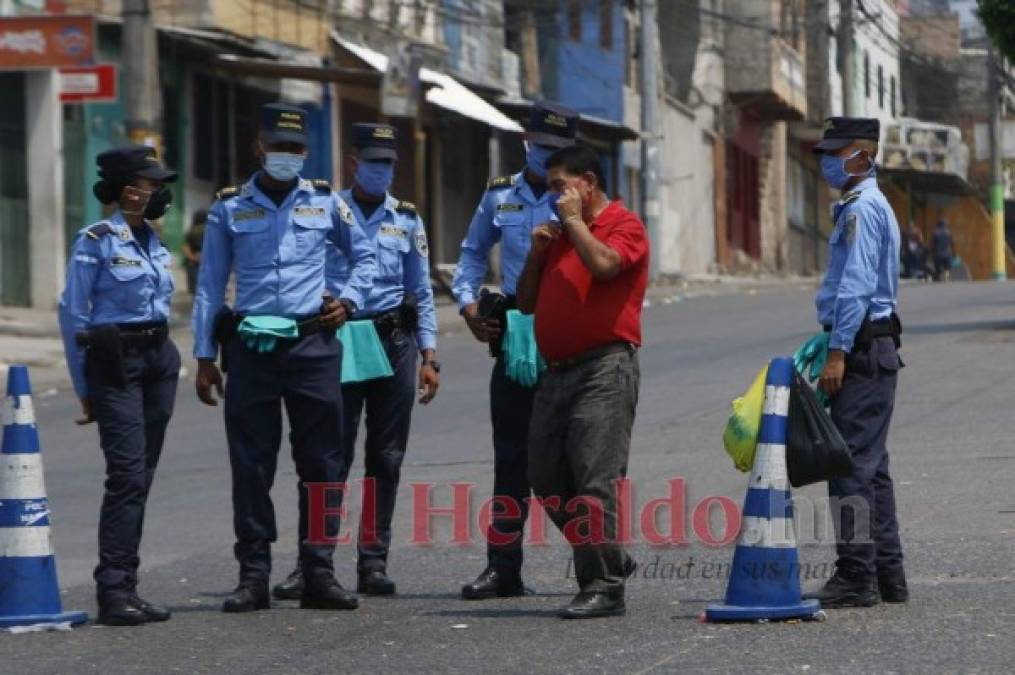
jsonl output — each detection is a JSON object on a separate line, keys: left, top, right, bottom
{"left": 262, "top": 151, "right": 305, "bottom": 181}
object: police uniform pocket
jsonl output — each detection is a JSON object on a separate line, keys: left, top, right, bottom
{"left": 230, "top": 216, "right": 273, "bottom": 263}
{"left": 377, "top": 234, "right": 409, "bottom": 279}
{"left": 292, "top": 216, "right": 330, "bottom": 259}
{"left": 875, "top": 339, "right": 901, "bottom": 372}
{"left": 495, "top": 208, "right": 530, "bottom": 252}
{"left": 108, "top": 262, "right": 150, "bottom": 313}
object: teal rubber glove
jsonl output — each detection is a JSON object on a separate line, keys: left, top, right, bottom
{"left": 503, "top": 310, "right": 546, "bottom": 388}
{"left": 238, "top": 316, "right": 298, "bottom": 354}
{"left": 336, "top": 320, "right": 394, "bottom": 383}
{"left": 793, "top": 331, "right": 830, "bottom": 406}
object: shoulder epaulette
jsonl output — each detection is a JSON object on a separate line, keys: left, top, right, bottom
{"left": 84, "top": 222, "right": 114, "bottom": 240}
{"left": 487, "top": 175, "right": 515, "bottom": 190}
{"left": 215, "top": 185, "right": 241, "bottom": 200}
{"left": 311, "top": 179, "right": 332, "bottom": 193}
{"left": 841, "top": 191, "right": 861, "bottom": 205}
{"left": 395, "top": 200, "right": 417, "bottom": 215}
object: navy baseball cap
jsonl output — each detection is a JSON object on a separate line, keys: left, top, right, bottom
{"left": 96, "top": 145, "right": 177, "bottom": 182}
{"left": 813, "top": 116, "right": 880, "bottom": 153}
{"left": 527, "top": 101, "right": 579, "bottom": 148}
{"left": 259, "top": 103, "right": 309, "bottom": 146}
{"left": 352, "top": 123, "right": 398, "bottom": 161}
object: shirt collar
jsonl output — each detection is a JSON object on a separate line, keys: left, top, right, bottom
{"left": 108, "top": 210, "right": 141, "bottom": 245}
{"left": 514, "top": 168, "right": 550, "bottom": 205}
{"left": 839, "top": 176, "right": 877, "bottom": 204}
{"left": 245, "top": 172, "right": 311, "bottom": 209}
{"left": 339, "top": 188, "right": 394, "bottom": 225}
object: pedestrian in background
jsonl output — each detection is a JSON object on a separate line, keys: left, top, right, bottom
{"left": 451, "top": 102, "right": 579, "bottom": 600}
{"left": 932, "top": 217, "right": 954, "bottom": 282}
{"left": 57, "top": 146, "right": 180, "bottom": 626}
{"left": 272, "top": 123, "right": 439, "bottom": 601}
{"left": 516, "top": 145, "right": 647, "bottom": 619}
{"left": 805, "top": 117, "right": 907, "bottom": 608}
{"left": 192, "top": 103, "right": 377, "bottom": 614}
{"left": 181, "top": 209, "right": 206, "bottom": 295}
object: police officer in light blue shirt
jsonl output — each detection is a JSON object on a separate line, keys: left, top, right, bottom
{"left": 272, "top": 123, "right": 439, "bottom": 600}
{"left": 452, "top": 102, "right": 579, "bottom": 600}
{"left": 804, "top": 117, "right": 907, "bottom": 609}
{"left": 191, "top": 103, "right": 378, "bottom": 614}
{"left": 58, "top": 145, "right": 179, "bottom": 626}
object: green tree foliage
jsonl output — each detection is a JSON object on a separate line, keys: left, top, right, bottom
{"left": 978, "top": 0, "right": 1015, "bottom": 61}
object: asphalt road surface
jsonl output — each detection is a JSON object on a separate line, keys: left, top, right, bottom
{"left": 4, "top": 281, "right": 1015, "bottom": 674}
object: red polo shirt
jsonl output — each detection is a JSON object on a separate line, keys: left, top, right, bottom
{"left": 534, "top": 200, "right": 649, "bottom": 361}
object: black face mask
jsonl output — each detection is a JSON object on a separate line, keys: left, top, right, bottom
{"left": 144, "top": 187, "right": 173, "bottom": 219}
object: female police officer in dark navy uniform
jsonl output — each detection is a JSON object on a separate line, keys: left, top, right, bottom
{"left": 58, "top": 146, "right": 180, "bottom": 626}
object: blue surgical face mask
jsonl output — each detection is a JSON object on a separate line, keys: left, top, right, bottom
{"left": 262, "top": 152, "right": 304, "bottom": 181}
{"left": 354, "top": 160, "right": 394, "bottom": 197}
{"left": 820, "top": 150, "right": 873, "bottom": 190}
{"left": 526, "top": 143, "right": 555, "bottom": 179}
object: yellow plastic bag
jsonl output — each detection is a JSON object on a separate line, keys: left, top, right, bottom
{"left": 722, "top": 364, "right": 769, "bottom": 472}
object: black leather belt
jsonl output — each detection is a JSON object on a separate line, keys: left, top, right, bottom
{"left": 545, "top": 342, "right": 635, "bottom": 373}
{"left": 76, "top": 321, "right": 168, "bottom": 347}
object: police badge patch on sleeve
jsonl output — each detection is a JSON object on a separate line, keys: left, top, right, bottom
{"left": 846, "top": 214, "right": 857, "bottom": 243}
{"left": 414, "top": 229, "right": 429, "bottom": 258}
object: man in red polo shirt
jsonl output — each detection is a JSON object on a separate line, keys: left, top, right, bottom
{"left": 516, "top": 145, "right": 648, "bottom": 619}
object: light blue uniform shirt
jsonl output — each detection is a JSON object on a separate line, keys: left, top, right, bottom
{"left": 192, "top": 174, "right": 378, "bottom": 359}
{"left": 815, "top": 176, "right": 901, "bottom": 352}
{"left": 58, "top": 210, "right": 175, "bottom": 398}
{"left": 451, "top": 170, "right": 554, "bottom": 309}
{"left": 325, "top": 190, "right": 437, "bottom": 351}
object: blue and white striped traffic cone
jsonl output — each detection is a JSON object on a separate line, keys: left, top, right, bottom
{"left": 0, "top": 365, "right": 87, "bottom": 628}
{"left": 705, "top": 357, "right": 821, "bottom": 621}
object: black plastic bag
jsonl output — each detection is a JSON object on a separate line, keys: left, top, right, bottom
{"left": 787, "top": 370, "right": 853, "bottom": 487}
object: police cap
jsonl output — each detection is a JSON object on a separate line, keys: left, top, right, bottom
{"left": 259, "top": 103, "right": 309, "bottom": 146}
{"left": 813, "top": 117, "right": 880, "bottom": 153}
{"left": 352, "top": 123, "right": 398, "bottom": 161}
{"left": 527, "top": 101, "right": 579, "bottom": 149}
{"left": 96, "top": 145, "right": 177, "bottom": 182}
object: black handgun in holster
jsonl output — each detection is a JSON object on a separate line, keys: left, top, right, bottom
{"left": 855, "top": 313, "right": 902, "bottom": 351}
{"left": 400, "top": 293, "right": 419, "bottom": 336}
{"left": 477, "top": 288, "right": 509, "bottom": 357}
{"left": 212, "top": 306, "right": 239, "bottom": 373}
{"left": 77, "top": 324, "right": 127, "bottom": 389}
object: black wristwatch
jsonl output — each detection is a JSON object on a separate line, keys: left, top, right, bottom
{"left": 422, "top": 359, "right": 441, "bottom": 373}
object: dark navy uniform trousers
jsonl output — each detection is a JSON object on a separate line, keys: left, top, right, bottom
{"left": 339, "top": 329, "right": 416, "bottom": 574}
{"left": 88, "top": 338, "right": 180, "bottom": 599}
{"left": 829, "top": 335, "right": 904, "bottom": 580}
{"left": 487, "top": 357, "right": 536, "bottom": 575}
{"left": 224, "top": 331, "right": 344, "bottom": 583}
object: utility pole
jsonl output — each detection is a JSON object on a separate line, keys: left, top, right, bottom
{"left": 640, "top": 0, "right": 661, "bottom": 281}
{"left": 122, "top": 0, "right": 161, "bottom": 150}
{"left": 839, "top": 0, "right": 855, "bottom": 116}
{"left": 988, "top": 45, "right": 1007, "bottom": 281}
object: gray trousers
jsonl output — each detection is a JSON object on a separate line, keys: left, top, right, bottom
{"left": 527, "top": 347, "right": 640, "bottom": 591}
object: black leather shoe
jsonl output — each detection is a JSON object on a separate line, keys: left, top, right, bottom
{"left": 358, "top": 570, "right": 396, "bottom": 596}
{"left": 300, "top": 575, "right": 359, "bottom": 610}
{"left": 272, "top": 567, "right": 304, "bottom": 600}
{"left": 222, "top": 580, "right": 270, "bottom": 613}
{"left": 128, "top": 595, "right": 171, "bottom": 622}
{"left": 461, "top": 567, "right": 526, "bottom": 600}
{"left": 878, "top": 569, "right": 909, "bottom": 603}
{"left": 97, "top": 596, "right": 147, "bottom": 626}
{"left": 559, "top": 588, "right": 626, "bottom": 619}
{"left": 803, "top": 573, "right": 880, "bottom": 608}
